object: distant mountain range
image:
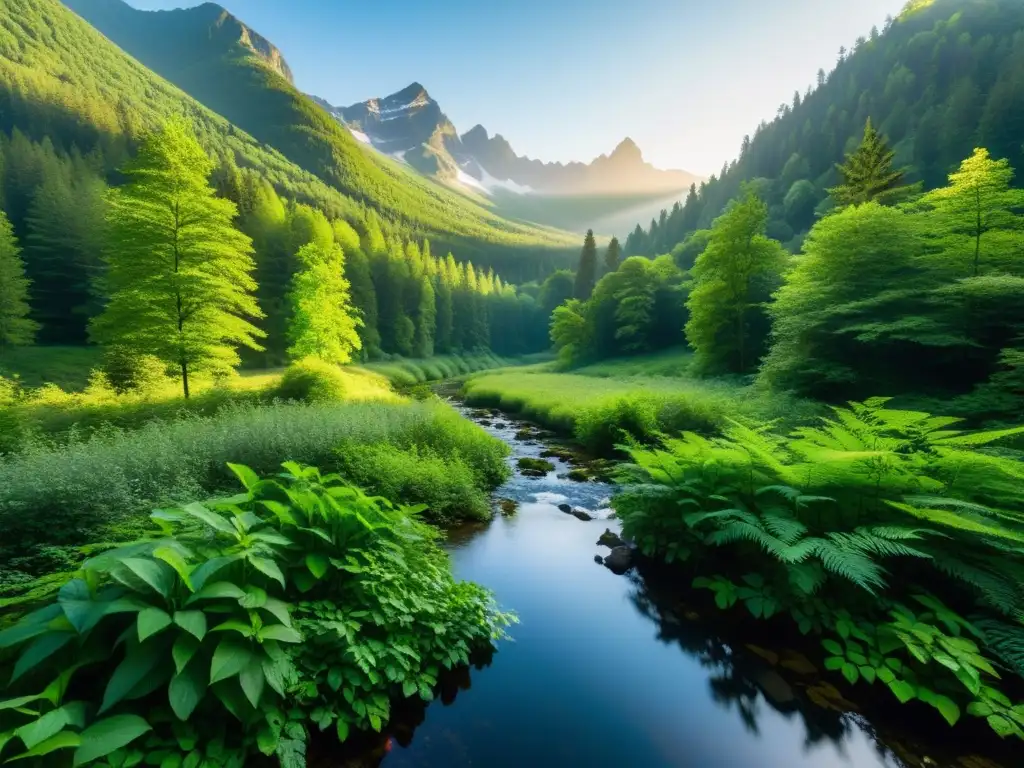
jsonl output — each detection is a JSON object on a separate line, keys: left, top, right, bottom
{"left": 316, "top": 84, "right": 701, "bottom": 198}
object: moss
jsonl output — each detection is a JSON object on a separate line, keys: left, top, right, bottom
{"left": 517, "top": 457, "right": 555, "bottom": 473}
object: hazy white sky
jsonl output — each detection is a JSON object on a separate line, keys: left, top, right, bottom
{"left": 130, "top": 0, "right": 909, "bottom": 175}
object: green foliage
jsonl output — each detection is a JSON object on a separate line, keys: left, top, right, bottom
{"left": 614, "top": 398, "right": 1024, "bottom": 738}
{"left": 828, "top": 119, "right": 918, "bottom": 207}
{"left": 286, "top": 242, "right": 362, "bottom": 365}
{"left": 686, "top": 187, "right": 788, "bottom": 374}
{"left": 0, "top": 399, "right": 509, "bottom": 577}
{"left": 275, "top": 359, "right": 350, "bottom": 404}
{"left": 0, "top": 210, "right": 37, "bottom": 349}
{"left": 0, "top": 463, "right": 513, "bottom": 765}
{"left": 89, "top": 118, "right": 264, "bottom": 399}
{"left": 573, "top": 230, "right": 598, "bottom": 300}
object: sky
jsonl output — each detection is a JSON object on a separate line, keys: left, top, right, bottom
{"left": 127, "top": 0, "right": 909, "bottom": 176}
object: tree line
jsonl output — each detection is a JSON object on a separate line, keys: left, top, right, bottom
{"left": 555, "top": 125, "right": 1024, "bottom": 422}
{"left": 0, "top": 119, "right": 551, "bottom": 396}
{"left": 623, "top": 0, "right": 1024, "bottom": 261}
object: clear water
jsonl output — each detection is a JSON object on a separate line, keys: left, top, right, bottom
{"left": 357, "top": 405, "right": 997, "bottom": 768}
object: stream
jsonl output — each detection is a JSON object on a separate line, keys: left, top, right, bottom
{"left": 341, "top": 400, "right": 1008, "bottom": 768}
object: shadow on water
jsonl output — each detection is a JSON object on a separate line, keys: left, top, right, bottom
{"left": 314, "top": 397, "right": 1011, "bottom": 768}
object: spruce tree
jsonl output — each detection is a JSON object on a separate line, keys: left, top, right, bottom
{"left": 0, "top": 209, "right": 38, "bottom": 349}
{"left": 287, "top": 242, "right": 362, "bottom": 364}
{"left": 603, "top": 236, "right": 622, "bottom": 274}
{"left": 90, "top": 118, "right": 264, "bottom": 398}
{"left": 828, "top": 118, "right": 917, "bottom": 207}
{"left": 574, "top": 229, "right": 598, "bottom": 300}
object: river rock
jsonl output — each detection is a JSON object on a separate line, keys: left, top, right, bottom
{"left": 478, "top": 419, "right": 493, "bottom": 427}
{"left": 571, "top": 508, "right": 594, "bottom": 521}
{"left": 567, "top": 468, "right": 591, "bottom": 482}
{"left": 597, "top": 529, "right": 625, "bottom": 548}
{"left": 603, "top": 546, "right": 633, "bottom": 574}
{"left": 594, "top": 555, "right": 604, "bottom": 564}
{"left": 497, "top": 498, "right": 518, "bottom": 516}
{"left": 754, "top": 669, "right": 795, "bottom": 706}
{"left": 558, "top": 504, "right": 572, "bottom": 513}
{"left": 521, "top": 469, "right": 546, "bottom": 478}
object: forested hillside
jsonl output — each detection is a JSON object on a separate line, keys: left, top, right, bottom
{"left": 61, "top": 0, "right": 577, "bottom": 274}
{"left": 624, "top": 0, "right": 1024, "bottom": 256}
{"left": 0, "top": 0, "right": 558, "bottom": 360}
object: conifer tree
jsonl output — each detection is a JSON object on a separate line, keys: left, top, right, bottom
{"left": 287, "top": 241, "right": 362, "bottom": 364}
{"left": 603, "top": 236, "right": 622, "bottom": 274}
{"left": 414, "top": 275, "right": 436, "bottom": 358}
{"left": 0, "top": 209, "right": 38, "bottom": 349}
{"left": 574, "top": 229, "right": 598, "bottom": 300}
{"left": 919, "top": 148, "right": 1024, "bottom": 277}
{"left": 828, "top": 118, "right": 917, "bottom": 207}
{"left": 90, "top": 118, "right": 264, "bottom": 398}
{"left": 434, "top": 256, "right": 455, "bottom": 353}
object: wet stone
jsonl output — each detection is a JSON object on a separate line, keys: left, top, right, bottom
{"left": 597, "top": 529, "right": 625, "bottom": 548}
{"left": 603, "top": 546, "right": 633, "bottom": 574}
{"left": 558, "top": 504, "right": 572, "bottom": 513}
{"left": 571, "top": 508, "right": 594, "bottom": 521}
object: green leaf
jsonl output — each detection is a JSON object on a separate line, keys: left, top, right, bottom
{"left": 172, "top": 634, "right": 201, "bottom": 675}
{"left": 11, "top": 632, "right": 74, "bottom": 682}
{"left": 168, "top": 659, "right": 207, "bottom": 721}
{"left": 257, "top": 625, "right": 302, "bottom": 644}
{"left": 8, "top": 730, "right": 81, "bottom": 760}
{"left": 15, "top": 703, "right": 86, "bottom": 749}
{"left": 824, "top": 657, "right": 844, "bottom": 671}
{"left": 137, "top": 608, "right": 173, "bottom": 642}
{"left": 260, "top": 598, "right": 292, "bottom": 629}
{"left": 368, "top": 714, "right": 382, "bottom": 732}
{"left": 335, "top": 719, "right": 349, "bottom": 743}
{"left": 210, "top": 638, "right": 254, "bottom": 684}
{"left": 859, "top": 666, "right": 876, "bottom": 684}
{"left": 188, "top": 557, "right": 242, "bottom": 592}
{"left": 247, "top": 556, "right": 285, "bottom": 589}
{"left": 305, "top": 554, "right": 329, "bottom": 580}
{"left": 821, "top": 639, "right": 843, "bottom": 655}
{"left": 173, "top": 611, "right": 207, "bottom": 641}
{"left": 928, "top": 694, "right": 961, "bottom": 726}
{"left": 122, "top": 558, "right": 175, "bottom": 598}
{"left": 239, "top": 658, "right": 265, "bottom": 708}
{"left": 840, "top": 663, "right": 859, "bottom": 685}
{"left": 967, "top": 701, "right": 993, "bottom": 718}
{"left": 886, "top": 679, "right": 916, "bottom": 704}
{"left": 152, "top": 547, "right": 194, "bottom": 592}
{"left": 72, "top": 716, "right": 151, "bottom": 766}
{"left": 186, "top": 581, "right": 245, "bottom": 604}
{"left": 227, "top": 463, "right": 259, "bottom": 491}
{"left": 327, "top": 668, "right": 343, "bottom": 692}
{"left": 239, "top": 587, "right": 268, "bottom": 609}
{"left": 402, "top": 680, "right": 417, "bottom": 698}
{"left": 182, "top": 502, "right": 236, "bottom": 536}
{"left": 100, "top": 643, "right": 162, "bottom": 713}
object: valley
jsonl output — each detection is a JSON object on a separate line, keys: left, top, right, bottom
{"left": 1, "top": 0, "right": 1023, "bottom": 765}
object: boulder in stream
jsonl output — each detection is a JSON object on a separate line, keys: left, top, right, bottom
{"left": 558, "top": 504, "right": 572, "bottom": 513}
{"left": 497, "top": 498, "right": 518, "bottom": 516}
{"left": 518, "top": 457, "right": 555, "bottom": 473}
{"left": 597, "top": 529, "right": 625, "bottom": 548}
{"left": 570, "top": 508, "right": 594, "bottom": 521}
{"left": 594, "top": 555, "right": 604, "bottom": 564}
{"left": 603, "top": 546, "right": 633, "bottom": 574}
{"left": 567, "top": 468, "right": 591, "bottom": 482}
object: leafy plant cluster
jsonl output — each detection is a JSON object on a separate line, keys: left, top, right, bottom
{"left": 0, "top": 462, "right": 513, "bottom": 766}
{"left": 614, "top": 398, "right": 1024, "bottom": 737}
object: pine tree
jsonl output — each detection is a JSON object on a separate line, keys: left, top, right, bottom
{"left": 90, "top": 118, "right": 264, "bottom": 398}
{"left": 0, "top": 209, "right": 38, "bottom": 349}
{"left": 287, "top": 241, "right": 362, "bottom": 364}
{"left": 828, "top": 119, "right": 917, "bottom": 207}
{"left": 574, "top": 229, "right": 598, "bottom": 300}
{"left": 603, "top": 236, "right": 622, "bottom": 274}
{"left": 434, "top": 257, "right": 455, "bottom": 353}
{"left": 414, "top": 275, "right": 436, "bottom": 357}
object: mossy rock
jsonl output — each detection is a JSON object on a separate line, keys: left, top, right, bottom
{"left": 520, "top": 468, "right": 547, "bottom": 478}
{"left": 514, "top": 428, "right": 536, "bottom": 441}
{"left": 567, "top": 468, "right": 591, "bottom": 482}
{"left": 517, "top": 457, "right": 554, "bottom": 473}
{"left": 497, "top": 498, "right": 518, "bottom": 516}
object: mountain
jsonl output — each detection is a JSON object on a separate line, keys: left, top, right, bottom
{"left": 58, "top": 0, "right": 578, "bottom": 275}
{"left": 319, "top": 83, "right": 701, "bottom": 202}
{"left": 623, "top": 0, "right": 1024, "bottom": 256}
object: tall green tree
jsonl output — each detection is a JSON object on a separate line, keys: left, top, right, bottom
{"left": 603, "top": 236, "right": 622, "bottom": 274}
{"left": 918, "top": 148, "right": 1024, "bottom": 277}
{"left": 287, "top": 241, "right": 362, "bottom": 364}
{"left": 0, "top": 209, "right": 37, "bottom": 349}
{"left": 414, "top": 274, "right": 436, "bottom": 358}
{"left": 828, "top": 119, "right": 917, "bottom": 207}
{"left": 538, "top": 269, "right": 574, "bottom": 317}
{"left": 434, "top": 258, "right": 455, "bottom": 354}
{"left": 550, "top": 299, "right": 590, "bottom": 366}
{"left": 686, "top": 189, "right": 788, "bottom": 374}
{"left": 90, "top": 118, "right": 264, "bottom": 398}
{"left": 574, "top": 229, "right": 598, "bottom": 300}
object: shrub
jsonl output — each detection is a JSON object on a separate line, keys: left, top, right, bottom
{"left": 614, "top": 398, "right": 1024, "bottom": 737}
{"left": 336, "top": 444, "right": 492, "bottom": 521}
{"left": 0, "top": 463, "right": 513, "bottom": 766}
{"left": 575, "top": 396, "right": 662, "bottom": 454}
{"left": 0, "top": 401, "right": 508, "bottom": 575}
{"left": 275, "top": 358, "right": 349, "bottom": 403}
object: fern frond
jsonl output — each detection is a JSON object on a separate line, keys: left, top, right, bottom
{"left": 975, "top": 619, "right": 1024, "bottom": 678}
{"left": 888, "top": 501, "right": 1024, "bottom": 544}
{"left": 787, "top": 562, "right": 826, "bottom": 595}
{"left": 810, "top": 539, "right": 888, "bottom": 593}
{"left": 927, "top": 552, "right": 1023, "bottom": 616}
{"left": 762, "top": 514, "right": 808, "bottom": 544}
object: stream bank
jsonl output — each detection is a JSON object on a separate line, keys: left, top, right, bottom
{"left": 319, "top": 394, "right": 1011, "bottom": 768}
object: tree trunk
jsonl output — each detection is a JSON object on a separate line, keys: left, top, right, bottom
{"left": 181, "top": 359, "right": 190, "bottom": 399}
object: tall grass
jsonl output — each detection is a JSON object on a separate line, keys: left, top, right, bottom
{"left": 0, "top": 345, "right": 102, "bottom": 390}
{"left": 463, "top": 349, "right": 819, "bottom": 454}
{"left": 359, "top": 351, "right": 549, "bottom": 387}
{"left": 0, "top": 400, "right": 509, "bottom": 576}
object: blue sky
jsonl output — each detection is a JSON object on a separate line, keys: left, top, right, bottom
{"left": 128, "top": 0, "right": 908, "bottom": 176}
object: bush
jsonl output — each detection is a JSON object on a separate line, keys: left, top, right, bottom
{"left": 0, "top": 400, "right": 509, "bottom": 575}
{"left": 0, "top": 464, "right": 514, "bottom": 766}
{"left": 275, "top": 357, "right": 349, "bottom": 403}
{"left": 337, "top": 444, "right": 492, "bottom": 521}
{"left": 575, "top": 396, "right": 662, "bottom": 453}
